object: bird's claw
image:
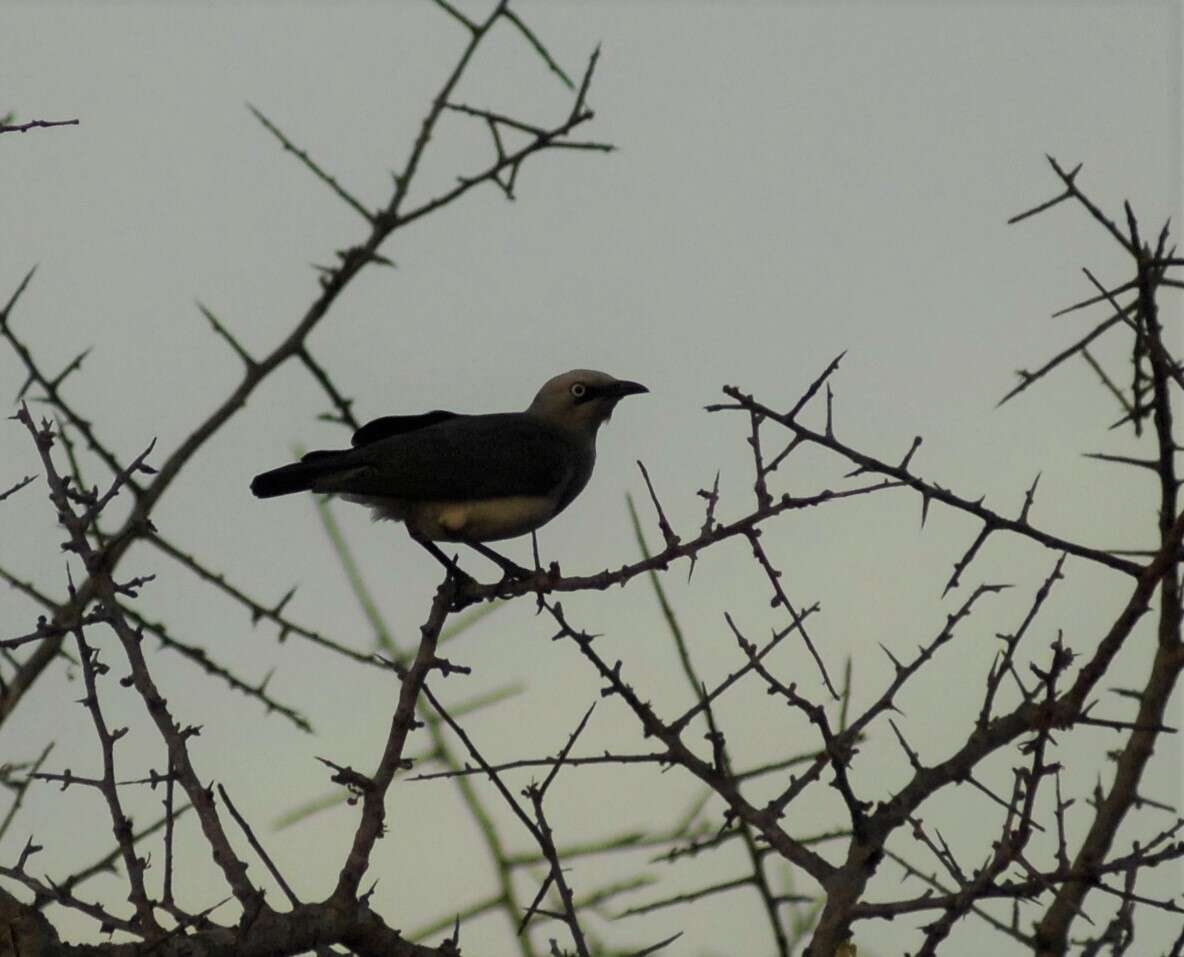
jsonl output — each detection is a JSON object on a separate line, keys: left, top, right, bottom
{"left": 446, "top": 565, "right": 477, "bottom": 588}
{"left": 498, "top": 560, "right": 534, "bottom": 583}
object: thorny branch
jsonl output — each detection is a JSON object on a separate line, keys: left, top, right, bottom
{"left": 0, "top": 0, "right": 607, "bottom": 730}
{"left": 4, "top": 10, "right": 1183, "bottom": 953}
{"left": 387, "top": 160, "right": 1184, "bottom": 956}
{"left": 3, "top": 5, "right": 615, "bottom": 955}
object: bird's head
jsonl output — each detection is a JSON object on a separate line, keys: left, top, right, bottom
{"left": 526, "top": 369, "right": 648, "bottom": 435}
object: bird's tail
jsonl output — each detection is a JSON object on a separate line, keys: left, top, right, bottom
{"left": 250, "top": 450, "right": 345, "bottom": 498}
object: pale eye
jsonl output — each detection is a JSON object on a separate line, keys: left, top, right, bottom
{"left": 570, "top": 382, "right": 587, "bottom": 399}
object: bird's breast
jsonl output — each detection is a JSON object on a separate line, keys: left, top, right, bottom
{"left": 405, "top": 496, "right": 558, "bottom": 543}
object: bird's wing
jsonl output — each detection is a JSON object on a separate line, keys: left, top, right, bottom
{"left": 351, "top": 410, "right": 459, "bottom": 447}
{"left": 326, "top": 414, "right": 583, "bottom": 502}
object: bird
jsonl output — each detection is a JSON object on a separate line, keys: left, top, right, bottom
{"left": 250, "top": 369, "right": 648, "bottom": 576}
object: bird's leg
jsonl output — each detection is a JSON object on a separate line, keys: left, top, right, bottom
{"left": 468, "top": 541, "right": 532, "bottom": 581}
{"left": 411, "top": 533, "right": 475, "bottom": 586}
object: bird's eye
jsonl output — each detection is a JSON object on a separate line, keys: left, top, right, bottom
{"left": 570, "top": 383, "right": 587, "bottom": 398}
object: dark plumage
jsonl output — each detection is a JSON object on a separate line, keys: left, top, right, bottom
{"left": 251, "top": 369, "right": 647, "bottom": 544}
{"left": 251, "top": 413, "right": 584, "bottom": 505}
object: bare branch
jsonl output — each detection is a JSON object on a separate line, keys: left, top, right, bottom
{"left": 0, "top": 117, "right": 79, "bottom": 134}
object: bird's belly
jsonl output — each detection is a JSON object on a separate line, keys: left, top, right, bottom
{"left": 404, "top": 496, "right": 556, "bottom": 543}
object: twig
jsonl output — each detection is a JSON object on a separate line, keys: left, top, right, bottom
{"left": 0, "top": 117, "right": 79, "bottom": 134}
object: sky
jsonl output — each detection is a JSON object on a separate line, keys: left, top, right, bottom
{"left": 1, "top": 3, "right": 1181, "bottom": 955}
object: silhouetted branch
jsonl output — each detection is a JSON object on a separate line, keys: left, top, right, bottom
{"left": 0, "top": 117, "right": 78, "bottom": 134}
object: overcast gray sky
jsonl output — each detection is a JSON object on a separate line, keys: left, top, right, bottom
{"left": 2, "top": 3, "right": 1181, "bottom": 955}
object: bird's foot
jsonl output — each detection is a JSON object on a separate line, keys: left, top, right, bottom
{"left": 498, "top": 564, "right": 534, "bottom": 588}
{"left": 413, "top": 535, "right": 477, "bottom": 587}
{"left": 470, "top": 543, "right": 534, "bottom": 584}
{"left": 445, "top": 564, "right": 477, "bottom": 588}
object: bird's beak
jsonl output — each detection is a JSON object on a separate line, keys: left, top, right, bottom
{"left": 606, "top": 380, "right": 649, "bottom": 399}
